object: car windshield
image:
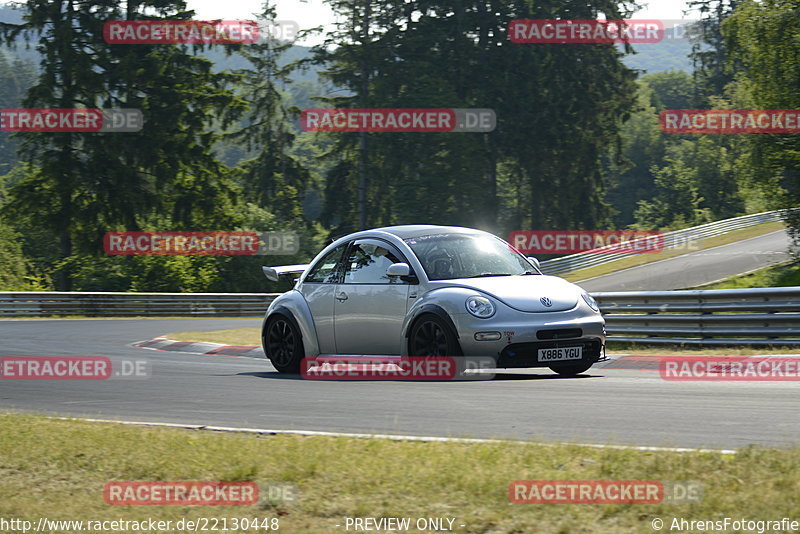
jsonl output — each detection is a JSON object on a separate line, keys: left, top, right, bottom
{"left": 405, "top": 233, "right": 538, "bottom": 281}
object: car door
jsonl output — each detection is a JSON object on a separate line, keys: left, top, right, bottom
{"left": 299, "top": 244, "right": 347, "bottom": 354}
{"left": 334, "top": 239, "right": 414, "bottom": 355}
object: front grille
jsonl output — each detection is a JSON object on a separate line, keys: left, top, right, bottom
{"left": 497, "top": 339, "right": 602, "bottom": 368}
{"left": 537, "top": 328, "right": 583, "bottom": 340}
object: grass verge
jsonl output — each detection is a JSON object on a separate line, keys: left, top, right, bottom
{"left": 166, "top": 327, "right": 261, "bottom": 345}
{"left": 2, "top": 413, "right": 799, "bottom": 533}
{"left": 564, "top": 221, "right": 786, "bottom": 282}
{"left": 165, "top": 328, "right": 262, "bottom": 346}
{"left": 692, "top": 260, "right": 800, "bottom": 290}
{"left": 605, "top": 341, "right": 800, "bottom": 356}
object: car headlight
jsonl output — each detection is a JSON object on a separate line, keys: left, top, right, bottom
{"left": 466, "top": 296, "right": 495, "bottom": 318}
{"left": 582, "top": 292, "right": 599, "bottom": 312}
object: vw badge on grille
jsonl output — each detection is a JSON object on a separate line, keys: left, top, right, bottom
{"left": 540, "top": 297, "right": 552, "bottom": 307}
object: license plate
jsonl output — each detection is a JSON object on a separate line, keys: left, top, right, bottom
{"left": 537, "top": 346, "right": 583, "bottom": 362}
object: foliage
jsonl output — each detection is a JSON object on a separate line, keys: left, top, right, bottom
{"left": 0, "top": 48, "right": 35, "bottom": 173}
{"left": 0, "top": 0, "right": 248, "bottom": 290}
{"left": 0, "top": 0, "right": 794, "bottom": 291}
{"left": 724, "top": 0, "right": 800, "bottom": 249}
{"left": 0, "top": 167, "right": 48, "bottom": 289}
{"left": 310, "top": 0, "right": 639, "bottom": 236}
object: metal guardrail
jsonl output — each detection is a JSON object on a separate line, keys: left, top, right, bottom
{"left": 594, "top": 287, "right": 800, "bottom": 346}
{"left": 3, "top": 288, "right": 799, "bottom": 346}
{"left": 539, "top": 209, "right": 791, "bottom": 276}
{"left": 0, "top": 292, "right": 279, "bottom": 317}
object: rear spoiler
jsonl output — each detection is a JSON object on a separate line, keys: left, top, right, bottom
{"left": 262, "top": 264, "right": 309, "bottom": 282}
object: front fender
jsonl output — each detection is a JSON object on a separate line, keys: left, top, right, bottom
{"left": 263, "top": 290, "right": 320, "bottom": 359}
{"left": 401, "top": 287, "right": 479, "bottom": 355}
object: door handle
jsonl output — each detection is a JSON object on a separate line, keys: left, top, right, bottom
{"left": 335, "top": 292, "right": 348, "bottom": 301}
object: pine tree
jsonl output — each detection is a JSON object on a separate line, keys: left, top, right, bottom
{"left": 0, "top": 0, "right": 247, "bottom": 289}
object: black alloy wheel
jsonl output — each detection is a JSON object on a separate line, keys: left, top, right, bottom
{"left": 264, "top": 316, "right": 304, "bottom": 373}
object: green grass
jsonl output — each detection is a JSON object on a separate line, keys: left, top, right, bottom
{"left": 693, "top": 260, "right": 800, "bottom": 289}
{"left": 605, "top": 341, "right": 800, "bottom": 356}
{"left": 564, "top": 221, "right": 786, "bottom": 282}
{"left": 165, "top": 328, "right": 262, "bottom": 346}
{"left": 2, "top": 413, "right": 800, "bottom": 533}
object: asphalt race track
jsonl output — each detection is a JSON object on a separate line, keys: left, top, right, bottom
{"left": 577, "top": 229, "right": 793, "bottom": 291}
{"left": 1, "top": 318, "right": 799, "bottom": 450}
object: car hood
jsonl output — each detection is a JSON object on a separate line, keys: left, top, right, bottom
{"left": 438, "top": 275, "right": 581, "bottom": 312}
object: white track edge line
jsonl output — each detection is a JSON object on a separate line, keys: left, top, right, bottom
{"left": 52, "top": 416, "right": 737, "bottom": 455}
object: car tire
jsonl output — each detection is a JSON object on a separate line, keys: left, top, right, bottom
{"left": 549, "top": 361, "right": 593, "bottom": 376}
{"left": 408, "top": 314, "right": 462, "bottom": 356}
{"left": 263, "top": 315, "right": 305, "bottom": 374}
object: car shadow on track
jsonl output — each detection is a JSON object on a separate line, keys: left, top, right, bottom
{"left": 236, "top": 371, "right": 305, "bottom": 380}
{"left": 235, "top": 371, "right": 602, "bottom": 381}
{"left": 491, "top": 372, "right": 600, "bottom": 380}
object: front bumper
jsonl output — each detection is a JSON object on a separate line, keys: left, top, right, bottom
{"left": 496, "top": 338, "right": 604, "bottom": 368}
{"left": 451, "top": 308, "right": 605, "bottom": 368}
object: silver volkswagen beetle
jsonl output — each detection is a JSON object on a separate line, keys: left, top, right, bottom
{"left": 261, "top": 225, "right": 605, "bottom": 376}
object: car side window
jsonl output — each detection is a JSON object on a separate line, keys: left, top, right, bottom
{"left": 304, "top": 245, "right": 346, "bottom": 283}
{"left": 343, "top": 240, "right": 408, "bottom": 284}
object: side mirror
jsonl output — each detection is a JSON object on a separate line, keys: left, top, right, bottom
{"left": 387, "top": 262, "right": 411, "bottom": 277}
{"left": 527, "top": 256, "right": 541, "bottom": 270}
